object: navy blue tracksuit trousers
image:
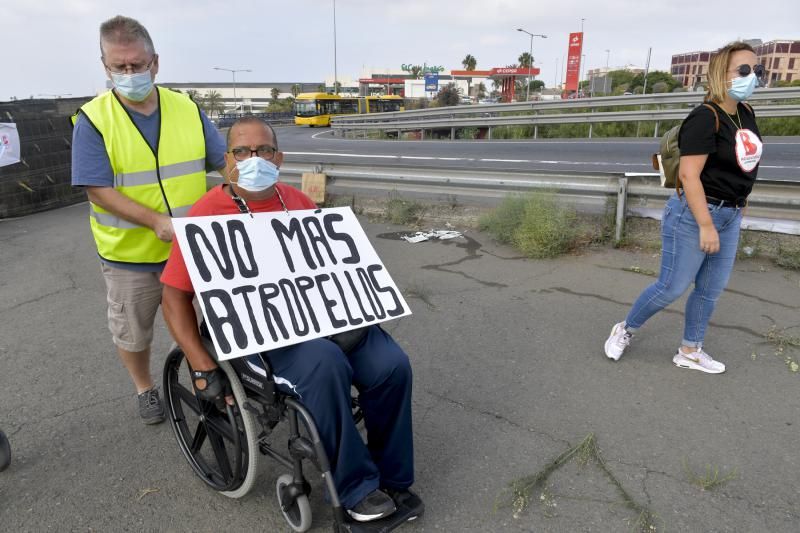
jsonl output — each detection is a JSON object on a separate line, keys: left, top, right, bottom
{"left": 249, "top": 325, "right": 414, "bottom": 510}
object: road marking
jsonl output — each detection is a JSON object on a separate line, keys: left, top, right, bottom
{"left": 479, "top": 158, "right": 529, "bottom": 163}
{"left": 284, "top": 151, "right": 398, "bottom": 159}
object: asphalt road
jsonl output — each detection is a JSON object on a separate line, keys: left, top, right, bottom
{"left": 278, "top": 126, "right": 800, "bottom": 182}
{"left": 1, "top": 201, "right": 799, "bottom": 532}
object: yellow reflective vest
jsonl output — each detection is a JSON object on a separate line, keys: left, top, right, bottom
{"left": 72, "top": 87, "right": 207, "bottom": 264}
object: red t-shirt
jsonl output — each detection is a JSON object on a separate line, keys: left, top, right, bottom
{"left": 161, "top": 183, "right": 317, "bottom": 292}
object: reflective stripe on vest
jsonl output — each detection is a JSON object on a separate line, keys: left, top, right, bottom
{"left": 73, "top": 87, "right": 207, "bottom": 264}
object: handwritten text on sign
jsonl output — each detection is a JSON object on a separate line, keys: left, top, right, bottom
{"left": 173, "top": 207, "right": 411, "bottom": 360}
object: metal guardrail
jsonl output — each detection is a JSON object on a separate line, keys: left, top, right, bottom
{"left": 331, "top": 105, "right": 800, "bottom": 131}
{"left": 331, "top": 87, "right": 800, "bottom": 125}
{"left": 268, "top": 162, "right": 800, "bottom": 236}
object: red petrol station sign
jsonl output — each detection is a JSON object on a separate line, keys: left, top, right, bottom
{"left": 565, "top": 32, "right": 583, "bottom": 93}
{"left": 489, "top": 67, "right": 540, "bottom": 76}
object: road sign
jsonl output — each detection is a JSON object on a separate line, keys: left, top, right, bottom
{"left": 424, "top": 73, "right": 439, "bottom": 92}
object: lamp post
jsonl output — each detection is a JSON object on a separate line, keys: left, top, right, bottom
{"left": 213, "top": 67, "right": 251, "bottom": 113}
{"left": 333, "top": 0, "right": 338, "bottom": 95}
{"left": 604, "top": 49, "right": 611, "bottom": 94}
{"left": 516, "top": 28, "right": 547, "bottom": 102}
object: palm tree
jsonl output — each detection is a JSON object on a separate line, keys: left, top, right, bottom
{"left": 291, "top": 84, "right": 301, "bottom": 98}
{"left": 203, "top": 90, "right": 223, "bottom": 117}
{"left": 461, "top": 54, "right": 477, "bottom": 71}
{"left": 410, "top": 65, "right": 423, "bottom": 79}
{"left": 518, "top": 52, "right": 533, "bottom": 68}
{"left": 271, "top": 87, "right": 280, "bottom": 101}
{"left": 185, "top": 89, "right": 201, "bottom": 103}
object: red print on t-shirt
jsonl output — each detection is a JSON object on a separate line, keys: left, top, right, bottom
{"left": 739, "top": 131, "right": 758, "bottom": 156}
{"left": 733, "top": 128, "right": 763, "bottom": 173}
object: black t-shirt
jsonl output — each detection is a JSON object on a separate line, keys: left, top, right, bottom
{"left": 678, "top": 101, "right": 763, "bottom": 201}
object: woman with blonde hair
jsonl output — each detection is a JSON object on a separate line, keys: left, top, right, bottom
{"left": 604, "top": 41, "right": 765, "bottom": 373}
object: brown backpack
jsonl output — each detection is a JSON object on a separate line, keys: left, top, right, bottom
{"left": 652, "top": 103, "right": 719, "bottom": 191}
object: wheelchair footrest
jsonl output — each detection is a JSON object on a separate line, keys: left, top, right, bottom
{"left": 341, "top": 491, "right": 424, "bottom": 533}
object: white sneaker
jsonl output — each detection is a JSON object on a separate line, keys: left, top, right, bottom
{"left": 673, "top": 349, "right": 726, "bottom": 374}
{"left": 604, "top": 322, "right": 632, "bottom": 361}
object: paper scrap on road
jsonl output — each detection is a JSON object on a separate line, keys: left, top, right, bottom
{"left": 401, "top": 230, "right": 463, "bottom": 243}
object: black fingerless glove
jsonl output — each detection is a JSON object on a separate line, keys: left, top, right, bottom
{"left": 191, "top": 368, "right": 230, "bottom": 410}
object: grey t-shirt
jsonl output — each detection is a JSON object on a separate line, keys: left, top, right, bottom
{"left": 71, "top": 93, "right": 226, "bottom": 271}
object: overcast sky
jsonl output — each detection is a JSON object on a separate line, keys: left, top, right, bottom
{"left": 3, "top": 0, "right": 798, "bottom": 100}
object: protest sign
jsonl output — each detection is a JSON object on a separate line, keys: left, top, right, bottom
{"left": 173, "top": 207, "right": 411, "bottom": 361}
{"left": 0, "top": 123, "right": 21, "bottom": 167}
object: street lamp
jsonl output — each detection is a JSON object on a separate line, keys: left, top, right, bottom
{"left": 604, "top": 50, "right": 611, "bottom": 93}
{"left": 333, "top": 0, "right": 338, "bottom": 95}
{"left": 516, "top": 28, "right": 547, "bottom": 102}
{"left": 213, "top": 67, "right": 251, "bottom": 113}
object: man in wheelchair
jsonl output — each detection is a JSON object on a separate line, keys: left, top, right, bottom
{"left": 161, "top": 116, "right": 420, "bottom": 523}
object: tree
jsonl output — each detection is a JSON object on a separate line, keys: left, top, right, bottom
{"left": 317, "top": 83, "right": 326, "bottom": 93}
{"left": 271, "top": 87, "right": 280, "bottom": 101}
{"left": 462, "top": 54, "right": 476, "bottom": 71}
{"left": 436, "top": 83, "right": 460, "bottom": 107}
{"left": 629, "top": 70, "right": 680, "bottom": 94}
{"left": 518, "top": 52, "right": 533, "bottom": 68}
{"left": 186, "top": 89, "right": 202, "bottom": 104}
{"left": 203, "top": 90, "right": 224, "bottom": 117}
{"left": 476, "top": 82, "right": 487, "bottom": 100}
{"left": 291, "top": 84, "right": 301, "bottom": 98}
{"left": 410, "top": 65, "right": 423, "bottom": 79}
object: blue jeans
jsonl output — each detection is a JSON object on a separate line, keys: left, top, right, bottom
{"left": 625, "top": 193, "right": 743, "bottom": 347}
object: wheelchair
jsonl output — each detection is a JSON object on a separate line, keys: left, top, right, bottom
{"left": 0, "top": 429, "right": 10, "bottom": 472}
{"left": 162, "top": 335, "right": 423, "bottom": 533}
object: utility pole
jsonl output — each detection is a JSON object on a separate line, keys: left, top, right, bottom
{"left": 517, "top": 28, "right": 547, "bottom": 102}
{"left": 333, "top": 0, "right": 338, "bottom": 95}
{"left": 213, "top": 67, "right": 251, "bottom": 112}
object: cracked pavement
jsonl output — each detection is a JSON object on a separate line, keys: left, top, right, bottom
{"left": 1, "top": 201, "right": 799, "bottom": 532}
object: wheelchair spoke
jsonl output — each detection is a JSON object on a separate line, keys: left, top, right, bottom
{"left": 207, "top": 427, "right": 233, "bottom": 481}
{"left": 190, "top": 422, "right": 208, "bottom": 453}
{"left": 173, "top": 382, "right": 203, "bottom": 416}
{"left": 202, "top": 410, "right": 238, "bottom": 443}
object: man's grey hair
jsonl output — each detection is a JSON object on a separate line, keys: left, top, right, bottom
{"left": 100, "top": 15, "right": 155, "bottom": 57}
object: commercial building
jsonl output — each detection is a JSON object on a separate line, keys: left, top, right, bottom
{"left": 671, "top": 39, "right": 800, "bottom": 89}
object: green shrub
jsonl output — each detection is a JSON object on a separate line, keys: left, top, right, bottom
{"left": 775, "top": 243, "right": 800, "bottom": 270}
{"left": 385, "top": 194, "right": 425, "bottom": 225}
{"left": 479, "top": 193, "right": 580, "bottom": 258}
{"left": 478, "top": 195, "right": 527, "bottom": 243}
{"left": 513, "top": 192, "right": 579, "bottom": 258}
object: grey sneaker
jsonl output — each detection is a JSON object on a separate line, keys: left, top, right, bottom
{"left": 138, "top": 387, "right": 165, "bottom": 425}
{"left": 347, "top": 489, "right": 397, "bottom": 522}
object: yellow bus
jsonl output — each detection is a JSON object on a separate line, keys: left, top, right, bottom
{"left": 294, "top": 93, "right": 404, "bottom": 126}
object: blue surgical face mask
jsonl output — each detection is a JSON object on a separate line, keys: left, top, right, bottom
{"left": 111, "top": 70, "right": 154, "bottom": 102}
{"left": 728, "top": 72, "right": 757, "bottom": 102}
{"left": 234, "top": 157, "right": 279, "bottom": 192}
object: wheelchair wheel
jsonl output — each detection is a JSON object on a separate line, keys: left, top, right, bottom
{"left": 276, "top": 473, "right": 312, "bottom": 532}
{"left": 0, "top": 430, "right": 10, "bottom": 472}
{"left": 163, "top": 346, "right": 259, "bottom": 498}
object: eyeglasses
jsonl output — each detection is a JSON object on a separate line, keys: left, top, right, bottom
{"left": 229, "top": 145, "right": 277, "bottom": 162}
{"left": 730, "top": 64, "right": 766, "bottom": 80}
{"left": 104, "top": 57, "right": 155, "bottom": 75}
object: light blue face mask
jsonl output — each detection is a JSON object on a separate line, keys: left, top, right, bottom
{"left": 728, "top": 72, "right": 757, "bottom": 102}
{"left": 111, "top": 70, "right": 154, "bottom": 102}
{"left": 234, "top": 157, "right": 279, "bottom": 192}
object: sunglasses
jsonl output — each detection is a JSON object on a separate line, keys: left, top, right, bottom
{"left": 733, "top": 63, "right": 766, "bottom": 79}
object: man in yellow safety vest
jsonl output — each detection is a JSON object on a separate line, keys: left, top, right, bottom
{"left": 71, "top": 15, "right": 226, "bottom": 424}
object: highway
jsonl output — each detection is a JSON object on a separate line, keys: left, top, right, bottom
{"left": 278, "top": 127, "right": 800, "bottom": 182}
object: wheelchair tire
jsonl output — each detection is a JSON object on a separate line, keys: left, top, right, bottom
{"left": 276, "top": 473, "right": 312, "bottom": 532}
{"left": 163, "top": 346, "right": 259, "bottom": 498}
{"left": 0, "top": 430, "right": 10, "bottom": 472}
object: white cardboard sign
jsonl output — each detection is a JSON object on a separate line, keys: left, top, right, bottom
{"left": 0, "top": 123, "right": 21, "bottom": 167}
{"left": 173, "top": 207, "right": 411, "bottom": 360}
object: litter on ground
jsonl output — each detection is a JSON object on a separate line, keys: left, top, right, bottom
{"left": 401, "top": 230, "right": 463, "bottom": 243}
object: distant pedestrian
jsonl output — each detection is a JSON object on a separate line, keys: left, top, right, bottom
{"left": 71, "top": 15, "right": 226, "bottom": 423}
{"left": 604, "top": 41, "right": 765, "bottom": 373}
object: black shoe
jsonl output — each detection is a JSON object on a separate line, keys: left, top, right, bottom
{"left": 347, "top": 489, "right": 397, "bottom": 522}
{"left": 383, "top": 487, "right": 424, "bottom": 513}
{"left": 138, "top": 387, "right": 165, "bottom": 425}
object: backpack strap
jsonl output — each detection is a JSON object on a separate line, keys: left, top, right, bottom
{"left": 676, "top": 103, "right": 720, "bottom": 198}
{"left": 701, "top": 103, "right": 720, "bottom": 133}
